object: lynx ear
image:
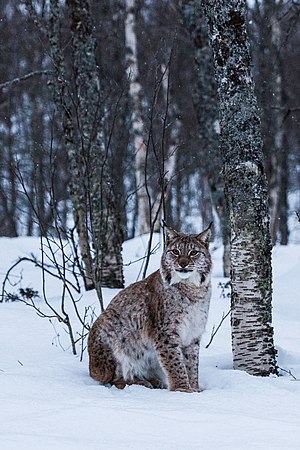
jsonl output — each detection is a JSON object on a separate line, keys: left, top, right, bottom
{"left": 197, "top": 222, "right": 213, "bottom": 246}
{"left": 162, "top": 220, "right": 180, "bottom": 243}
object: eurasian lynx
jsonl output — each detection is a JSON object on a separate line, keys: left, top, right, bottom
{"left": 88, "top": 223, "right": 212, "bottom": 392}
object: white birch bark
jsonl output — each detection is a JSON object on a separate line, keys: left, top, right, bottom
{"left": 125, "top": 0, "right": 150, "bottom": 235}
{"left": 152, "top": 64, "right": 178, "bottom": 232}
{"left": 203, "top": 0, "right": 277, "bottom": 376}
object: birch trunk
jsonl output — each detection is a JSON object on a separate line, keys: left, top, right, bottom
{"left": 267, "top": 4, "right": 283, "bottom": 244}
{"left": 181, "top": 0, "right": 230, "bottom": 275}
{"left": 253, "top": 0, "right": 284, "bottom": 245}
{"left": 67, "top": 0, "right": 124, "bottom": 291}
{"left": 47, "top": 0, "right": 94, "bottom": 291}
{"left": 279, "top": 138, "right": 289, "bottom": 245}
{"left": 152, "top": 65, "right": 178, "bottom": 233}
{"left": 203, "top": 0, "right": 277, "bottom": 376}
{"left": 125, "top": 0, "right": 150, "bottom": 235}
{"left": 46, "top": 0, "right": 124, "bottom": 295}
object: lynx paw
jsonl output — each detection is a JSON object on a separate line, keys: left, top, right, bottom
{"left": 129, "top": 379, "right": 154, "bottom": 389}
{"left": 113, "top": 378, "right": 127, "bottom": 389}
{"left": 190, "top": 385, "right": 204, "bottom": 393}
{"left": 149, "top": 378, "right": 164, "bottom": 389}
{"left": 170, "top": 385, "right": 202, "bottom": 393}
{"left": 113, "top": 378, "right": 162, "bottom": 390}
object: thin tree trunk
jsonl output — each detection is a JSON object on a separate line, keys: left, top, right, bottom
{"left": 37, "top": 0, "right": 124, "bottom": 296}
{"left": 253, "top": 0, "right": 285, "bottom": 245}
{"left": 45, "top": 0, "right": 95, "bottom": 291}
{"left": 203, "top": 0, "right": 277, "bottom": 376}
{"left": 0, "top": 111, "right": 17, "bottom": 237}
{"left": 125, "top": 0, "right": 150, "bottom": 235}
{"left": 181, "top": 0, "right": 229, "bottom": 273}
{"left": 200, "top": 175, "right": 213, "bottom": 234}
{"left": 268, "top": 2, "right": 284, "bottom": 244}
{"left": 67, "top": 0, "right": 124, "bottom": 290}
{"left": 152, "top": 65, "right": 178, "bottom": 233}
{"left": 279, "top": 135, "right": 289, "bottom": 245}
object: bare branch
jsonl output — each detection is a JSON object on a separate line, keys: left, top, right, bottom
{"left": 278, "top": 366, "right": 299, "bottom": 381}
{"left": 0, "top": 70, "right": 53, "bottom": 91}
{"left": 205, "top": 309, "right": 231, "bottom": 349}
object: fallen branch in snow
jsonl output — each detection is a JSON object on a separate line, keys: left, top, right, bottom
{"left": 206, "top": 309, "right": 231, "bottom": 349}
{"left": 278, "top": 366, "right": 299, "bottom": 381}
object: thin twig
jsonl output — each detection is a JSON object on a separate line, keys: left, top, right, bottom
{"left": 206, "top": 309, "right": 231, "bottom": 349}
{"left": 0, "top": 70, "right": 53, "bottom": 91}
{"left": 278, "top": 366, "right": 298, "bottom": 381}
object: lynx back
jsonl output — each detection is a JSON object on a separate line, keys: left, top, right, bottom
{"left": 88, "top": 223, "right": 212, "bottom": 392}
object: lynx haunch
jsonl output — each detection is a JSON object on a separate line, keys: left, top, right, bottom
{"left": 88, "top": 223, "right": 212, "bottom": 392}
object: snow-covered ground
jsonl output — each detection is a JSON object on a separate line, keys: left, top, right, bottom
{"left": 0, "top": 234, "right": 300, "bottom": 449}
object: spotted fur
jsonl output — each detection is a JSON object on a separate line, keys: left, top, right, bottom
{"left": 88, "top": 223, "right": 212, "bottom": 392}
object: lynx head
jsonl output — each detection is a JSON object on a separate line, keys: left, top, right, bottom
{"left": 160, "top": 223, "right": 212, "bottom": 287}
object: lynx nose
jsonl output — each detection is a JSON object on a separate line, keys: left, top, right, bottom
{"left": 178, "top": 257, "right": 189, "bottom": 268}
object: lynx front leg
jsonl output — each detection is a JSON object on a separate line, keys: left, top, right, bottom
{"left": 154, "top": 337, "right": 193, "bottom": 392}
{"left": 183, "top": 339, "right": 202, "bottom": 392}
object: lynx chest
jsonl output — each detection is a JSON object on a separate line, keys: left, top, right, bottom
{"left": 177, "top": 301, "right": 209, "bottom": 347}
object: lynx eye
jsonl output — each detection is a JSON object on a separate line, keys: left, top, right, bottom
{"left": 189, "top": 250, "right": 199, "bottom": 257}
{"left": 171, "top": 249, "right": 180, "bottom": 256}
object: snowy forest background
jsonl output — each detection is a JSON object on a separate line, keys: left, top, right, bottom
{"left": 1, "top": 0, "right": 299, "bottom": 244}
{"left": 1, "top": 1, "right": 300, "bottom": 448}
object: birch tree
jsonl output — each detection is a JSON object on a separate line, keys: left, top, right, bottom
{"left": 203, "top": 0, "right": 278, "bottom": 376}
{"left": 125, "top": 0, "right": 150, "bottom": 235}
{"left": 151, "top": 64, "right": 178, "bottom": 233}
{"left": 26, "top": 0, "right": 124, "bottom": 300}
{"left": 181, "top": 0, "right": 230, "bottom": 276}
{"left": 251, "top": 0, "right": 284, "bottom": 244}
{"left": 66, "top": 0, "right": 124, "bottom": 292}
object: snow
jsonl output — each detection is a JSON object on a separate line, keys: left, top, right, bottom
{"left": 1, "top": 234, "right": 300, "bottom": 449}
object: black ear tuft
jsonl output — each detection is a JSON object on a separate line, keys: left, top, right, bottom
{"left": 197, "top": 222, "right": 213, "bottom": 246}
{"left": 162, "top": 220, "right": 180, "bottom": 244}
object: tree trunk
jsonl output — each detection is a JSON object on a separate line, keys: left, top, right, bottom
{"left": 181, "top": 0, "right": 229, "bottom": 274}
{"left": 267, "top": 1, "right": 284, "bottom": 245}
{"left": 152, "top": 66, "right": 178, "bottom": 233}
{"left": 252, "top": 0, "right": 285, "bottom": 245}
{"left": 67, "top": 0, "right": 124, "bottom": 290}
{"left": 203, "top": 0, "right": 277, "bottom": 376}
{"left": 45, "top": 0, "right": 124, "bottom": 296}
{"left": 125, "top": 0, "right": 150, "bottom": 235}
{"left": 46, "top": 0, "right": 95, "bottom": 291}
{"left": 199, "top": 174, "right": 214, "bottom": 234}
{"left": 0, "top": 110, "right": 18, "bottom": 237}
{"left": 278, "top": 135, "right": 289, "bottom": 245}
